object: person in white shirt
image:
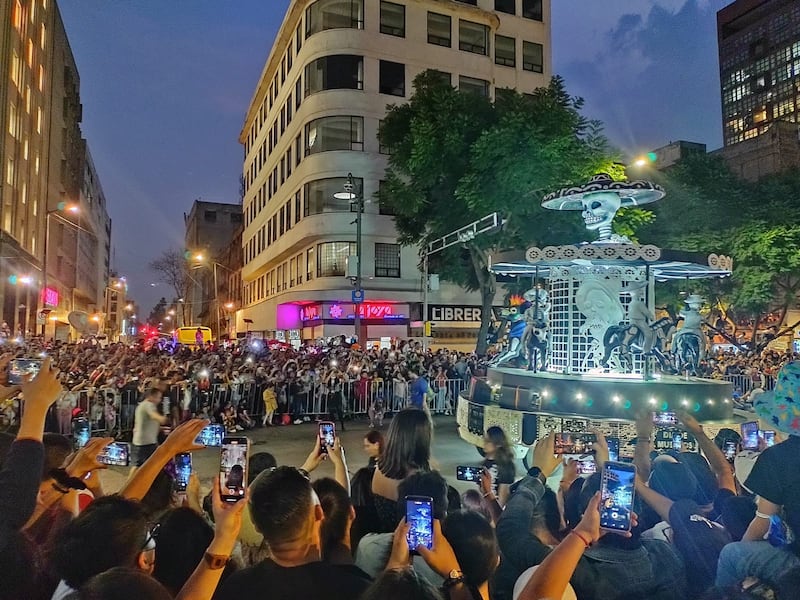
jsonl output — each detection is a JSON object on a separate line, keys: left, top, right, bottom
{"left": 132, "top": 388, "right": 167, "bottom": 466}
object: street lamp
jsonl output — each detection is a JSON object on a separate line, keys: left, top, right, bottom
{"left": 41, "top": 202, "right": 79, "bottom": 336}
{"left": 333, "top": 173, "right": 364, "bottom": 344}
{"left": 191, "top": 254, "right": 235, "bottom": 342}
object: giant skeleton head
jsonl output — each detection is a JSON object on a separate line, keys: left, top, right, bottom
{"left": 581, "top": 192, "right": 621, "bottom": 235}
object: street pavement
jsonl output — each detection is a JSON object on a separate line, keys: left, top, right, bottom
{"left": 98, "top": 415, "right": 493, "bottom": 498}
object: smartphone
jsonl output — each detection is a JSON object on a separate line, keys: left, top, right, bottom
{"left": 607, "top": 437, "right": 620, "bottom": 463}
{"left": 599, "top": 461, "right": 636, "bottom": 532}
{"left": 759, "top": 430, "right": 775, "bottom": 448}
{"left": 456, "top": 466, "right": 482, "bottom": 482}
{"left": 741, "top": 421, "right": 759, "bottom": 451}
{"left": 7, "top": 358, "right": 43, "bottom": 385}
{"left": 195, "top": 424, "right": 225, "bottom": 447}
{"left": 97, "top": 441, "right": 130, "bottom": 467}
{"left": 576, "top": 458, "right": 596, "bottom": 475}
{"left": 672, "top": 432, "right": 684, "bottom": 451}
{"left": 219, "top": 437, "right": 249, "bottom": 503}
{"left": 318, "top": 421, "right": 335, "bottom": 454}
{"left": 72, "top": 418, "right": 90, "bottom": 450}
{"left": 554, "top": 432, "right": 597, "bottom": 455}
{"left": 175, "top": 452, "right": 192, "bottom": 493}
{"left": 652, "top": 411, "right": 677, "bottom": 427}
{"left": 723, "top": 440, "right": 737, "bottom": 462}
{"left": 405, "top": 495, "right": 434, "bottom": 552}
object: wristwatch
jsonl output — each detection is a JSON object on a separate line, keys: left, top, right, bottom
{"left": 443, "top": 569, "right": 465, "bottom": 589}
{"left": 203, "top": 552, "right": 230, "bottom": 570}
{"left": 527, "top": 466, "right": 547, "bottom": 486}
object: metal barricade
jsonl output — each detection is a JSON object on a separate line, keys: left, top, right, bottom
{"left": 723, "top": 373, "right": 776, "bottom": 396}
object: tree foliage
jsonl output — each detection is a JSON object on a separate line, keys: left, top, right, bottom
{"left": 149, "top": 249, "right": 190, "bottom": 326}
{"left": 379, "top": 73, "right": 630, "bottom": 353}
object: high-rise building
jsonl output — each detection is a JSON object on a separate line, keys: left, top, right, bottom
{"left": 238, "top": 0, "right": 551, "bottom": 346}
{"left": 0, "top": 0, "right": 110, "bottom": 339}
{"left": 717, "top": 0, "right": 800, "bottom": 147}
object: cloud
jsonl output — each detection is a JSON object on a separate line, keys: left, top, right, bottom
{"left": 553, "top": 0, "right": 728, "bottom": 153}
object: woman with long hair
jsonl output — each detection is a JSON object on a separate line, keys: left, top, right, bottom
{"left": 363, "top": 429, "right": 384, "bottom": 469}
{"left": 482, "top": 425, "right": 516, "bottom": 508}
{"left": 371, "top": 409, "right": 432, "bottom": 532}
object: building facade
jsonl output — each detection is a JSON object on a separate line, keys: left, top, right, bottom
{"left": 238, "top": 0, "right": 551, "bottom": 346}
{"left": 184, "top": 200, "right": 243, "bottom": 336}
{"left": 718, "top": 0, "right": 800, "bottom": 147}
{"left": 1, "top": 0, "right": 110, "bottom": 340}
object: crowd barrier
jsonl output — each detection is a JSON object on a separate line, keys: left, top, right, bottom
{"left": 723, "top": 373, "right": 776, "bottom": 395}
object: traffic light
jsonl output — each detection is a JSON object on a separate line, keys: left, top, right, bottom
{"left": 7, "top": 275, "right": 17, "bottom": 285}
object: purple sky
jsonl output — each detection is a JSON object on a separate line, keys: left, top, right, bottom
{"left": 58, "top": 0, "right": 730, "bottom": 312}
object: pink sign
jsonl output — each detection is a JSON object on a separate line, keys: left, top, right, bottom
{"left": 299, "top": 305, "right": 321, "bottom": 321}
{"left": 41, "top": 287, "right": 59, "bottom": 308}
{"left": 357, "top": 303, "right": 393, "bottom": 319}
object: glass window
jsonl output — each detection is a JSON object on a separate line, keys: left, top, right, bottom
{"left": 459, "top": 20, "right": 488, "bottom": 55}
{"left": 305, "top": 0, "right": 364, "bottom": 38}
{"left": 304, "top": 55, "right": 363, "bottom": 97}
{"left": 317, "top": 242, "right": 356, "bottom": 277}
{"left": 380, "top": 1, "right": 405, "bottom": 37}
{"left": 522, "top": 0, "right": 543, "bottom": 21}
{"left": 379, "top": 60, "right": 405, "bottom": 96}
{"left": 427, "top": 12, "right": 451, "bottom": 47}
{"left": 459, "top": 75, "right": 489, "bottom": 97}
{"left": 523, "top": 41, "right": 544, "bottom": 73}
{"left": 429, "top": 69, "right": 451, "bottom": 85}
{"left": 204, "top": 210, "right": 217, "bottom": 222}
{"left": 495, "top": 0, "right": 515, "bottom": 14}
{"left": 375, "top": 243, "right": 401, "bottom": 277}
{"left": 304, "top": 176, "right": 364, "bottom": 215}
{"left": 305, "top": 116, "right": 364, "bottom": 154}
{"left": 378, "top": 180, "right": 395, "bottom": 215}
{"left": 495, "top": 35, "right": 516, "bottom": 67}
{"left": 307, "top": 247, "right": 315, "bottom": 280}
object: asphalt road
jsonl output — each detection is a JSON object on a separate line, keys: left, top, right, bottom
{"left": 98, "top": 415, "right": 494, "bottom": 497}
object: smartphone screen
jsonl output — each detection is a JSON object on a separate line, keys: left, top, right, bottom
{"left": 576, "top": 458, "right": 596, "bottom": 475}
{"left": 741, "top": 421, "right": 759, "bottom": 450}
{"left": 7, "top": 358, "right": 43, "bottom": 385}
{"left": 319, "top": 421, "right": 335, "bottom": 454}
{"left": 652, "top": 411, "right": 677, "bottom": 427}
{"left": 219, "top": 437, "right": 249, "bottom": 502}
{"left": 97, "top": 442, "right": 130, "bottom": 467}
{"left": 600, "top": 461, "right": 636, "bottom": 532}
{"left": 759, "top": 430, "right": 775, "bottom": 448}
{"left": 554, "top": 432, "right": 597, "bottom": 455}
{"left": 73, "top": 418, "right": 90, "bottom": 450}
{"left": 405, "top": 495, "right": 434, "bottom": 551}
{"left": 456, "top": 466, "right": 482, "bottom": 482}
{"left": 672, "top": 432, "right": 684, "bottom": 451}
{"left": 175, "top": 452, "right": 192, "bottom": 493}
{"left": 607, "top": 437, "right": 620, "bottom": 463}
{"left": 723, "top": 440, "right": 737, "bottom": 462}
{"left": 195, "top": 424, "right": 225, "bottom": 447}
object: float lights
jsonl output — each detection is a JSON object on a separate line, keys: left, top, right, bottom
{"left": 681, "top": 399, "right": 689, "bottom": 407}
{"left": 723, "top": 398, "right": 730, "bottom": 404}
{"left": 586, "top": 398, "right": 594, "bottom": 407}
{"left": 661, "top": 401, "right": 670, "bottom": 411}
{"left": 575, "top": 392, "right": 584, "bottom": 400}
{"left": 624, "top": 400, "right": 633, "bottom": 410}
{"left": 707, "top": 399, "right": 715, "bottom": 405}
{"left": 612, "top": 395, "right": 621, "bottom": 403}
{"left": 648, "top": 397, "right": 657, "bottom": 405}
{"left": 541, "top": 389, "right": 549, "bottom": 398}
{"left": 693, "top": 402, "right": 702, "bottom": 413}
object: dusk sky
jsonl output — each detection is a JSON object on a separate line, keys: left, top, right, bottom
{"left": 58, "top": 0, "right": 730, "bottom": 312}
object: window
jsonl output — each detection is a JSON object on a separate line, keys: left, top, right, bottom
{"left": 295, "top": 190, "right": 302, "bottom": 224}
{"left": 459, "top": 75, "right": 489, "bottom": 97}
{"left": 317, "top": 242, "right": 356, "bottom": 277}
{"left": 375, "top": 243, "right": 401, "bottom": 277}
{"left": 305, "top": 0, "right": 363, "bottom": 37}
{"left": 304, "top": 177, "right": 364, "bottom": 215}
{"left": 379, "top": 60, "right": 405, "bottom": 96}
{"left": 427, "top": 12, "right": 451, "bottom": 47}
{"left": 455, "top": 0, "right": 477, "bottom": 4}
{"left": 304, "top": 55, "right": 363, "bottom": 96}
{"left": 522, "top": 41, "right": 543, "bottom": 73}
{"left": 459, "top": 20, "right": 488, "bottom": 55}
{"left": 296, "top": 22, "right": 303, "bottom": 53}
{"left": 378, "top": 119, "right": 391, "bottom": 154}
{"left": 429, "top": 70, "right": 451, "bottom": 85}
{"left": 9, "top": 103, "right": 17, "bottom": 138}
{"left": 378, "top": 180, "right": 395, "bottom": 215}
{"left": 6, "top": 157, "right": 14, "bottom": 186}
{"left": 295, "top": 77, "right": 302, "bottom": 109}
{"left": 306, "top": 247, "right": 315, "bottom": 280}
{"left": 36, "top": 107, "right": 42, "bottom": 133}
{"left": 231, "top": 212, "right": 243, "bottom": 224}
{"left": 305, "top": 116, "right": 363, "bottom": 154}
{"left": 295, "top": 134, "right": 302, "bottom": 166}
{"left": 380, "top": 1, "right": 405, "bottom": 37}
{"left": 495, "top": 0, "right": 515, "bottom": 14}
{"left": 38, "top": 65, "right": 44, "bottom": 91}
{"left": 11, "top": 52, "right": 20, "bottom": 87}
{"left": 27, "top": 39, "right": 34, "bottom": 66}
{"left": 40, "top": 23, "right": 46, "bottom": 49}
{"left": 204, "top": 210, "right": 217, "bottom": 222}
{"left": 495, "top": 35, "right": 515, "bottom": 67}
{"left": 12, "top": 0, "right": 22, "bottom": 30}
{"left": 522, "top": 0, "right": 543, "bottom": 21}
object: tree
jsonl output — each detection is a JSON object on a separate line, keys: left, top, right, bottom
{"left": 379, "top": 73, "right": 629, "bottom": 354}
{"left": 149, "top": 249, "right": 191, "bottom": 326}
{"left": 147, "top": 297, "right": 168, "bottom": 327}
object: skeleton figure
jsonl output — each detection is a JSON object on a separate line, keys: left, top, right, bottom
{"left": 623, "top": 288, "right": 656, "bottom": 355}
{"left": 522, "top": 288, "right": 550, "bottom": 371}
{"left": 672, "top": 294, "right": 707, "bottom": 374}
{"left": 581, "top": 191, "right": 629, "bottom": 243}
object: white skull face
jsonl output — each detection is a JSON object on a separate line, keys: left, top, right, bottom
{"left": 581, "top": 192, "right": 621, "bottom": 231}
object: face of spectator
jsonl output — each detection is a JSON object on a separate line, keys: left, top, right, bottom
{"left": 363, "top": 437, "right": 381, "bottom": 458}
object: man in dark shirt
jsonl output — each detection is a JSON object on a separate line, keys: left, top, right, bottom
{"left": 716, "top": 361, "right": 800, "bottom": 587}
{"left": 214, "top": 466, "right": 370, "bottom": 600}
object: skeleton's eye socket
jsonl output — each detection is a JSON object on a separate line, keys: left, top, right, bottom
{"left": 590, "top": 201, "right": 602, "bottom": 210}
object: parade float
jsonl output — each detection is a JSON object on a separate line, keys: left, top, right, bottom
{"left": 457, "top": 174, "right": 737, "bottom": 457}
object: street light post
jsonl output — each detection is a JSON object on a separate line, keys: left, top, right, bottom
{"left": 192, "top": 254, "right": 233, "bottom": 343}
{"left": 334, "top": 173, "right": 364, "bottom": 344}
{"left": 41, "top": 202, "right": 79, "bottom": 337}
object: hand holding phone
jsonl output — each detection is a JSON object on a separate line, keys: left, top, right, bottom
{"left": 175, "top": 452, "right": 192, "bottom": 492}
{"left": 318, "top": 421, "right": 335, "bottom": 455}
{"left": 97, "top": 441, "right": 131, "bottom": 467}
{"left": 195, "top": 424, "right": 225, "bottom": 447}
{"left": 72, "top": 418, "right": 91, "bottom": 450}
{"left": 741, "top": 421, "right": 759, "bottom": 451}
{"left": 7, "top": 358, "right": 43, "bottom": 385}
{"left": 405, "top": 495, "right": 434, "bottom": 552}
{"left": 456, "top": 466, "right": 482, "bottom": 482}
{"left": 653, "top": 411, "right": 677, "bottom": 427}
{"left": 554, "top": 432, "right": 597, "bottom": 455}
{"left": 599, "top": 461, "right": 636, "bottom": 532}
{"left": 219, "top": 437, "right": 249, "bottom": 503}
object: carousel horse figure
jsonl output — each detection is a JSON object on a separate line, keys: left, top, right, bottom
{"left": 600, "top": 317, "right": 676, "bottom": 372}
{"left": 522, "top": 288, "right": 550, "bottom": 371}
{"left": 672, "top": 294, "right": 707, "bottom": 375}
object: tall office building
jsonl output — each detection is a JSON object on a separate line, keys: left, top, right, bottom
{"left": 718, "top": 0, "right": 800, "bottom": 147}
{"left": 238, "top": 0, "right": 550, "bottom": 346}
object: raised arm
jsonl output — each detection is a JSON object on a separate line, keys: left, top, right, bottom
{"left": 678, "top": 412, "right": 735, "bottom": 493}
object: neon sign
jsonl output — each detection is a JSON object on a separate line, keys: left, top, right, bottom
{"left": 300, "top": 305, "right": 320, "bottom": 321}
{"left": 41, "top": 287, "right": 59, "bottom": 308}
{"left": 357, "top": 303, "right": 394, "bottom": 319}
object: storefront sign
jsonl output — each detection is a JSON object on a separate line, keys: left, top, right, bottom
{"left": 300, "top": 305, "right": 321, "bottom": 321}
{"left": 41, "top": 287, "right": 59, "bottom": 308}
{"left": 357, "top": 303, "right": 394, "bottom": 319}
{"left": 300, "top": 302, "right": 405, "bottom": 322}
{"left": 429, "top": 305, "right": 486, "bottom": 322}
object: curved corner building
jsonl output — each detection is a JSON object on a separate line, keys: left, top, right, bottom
{"left": 237, "top": 0, "right": 551, "bottom": 346}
